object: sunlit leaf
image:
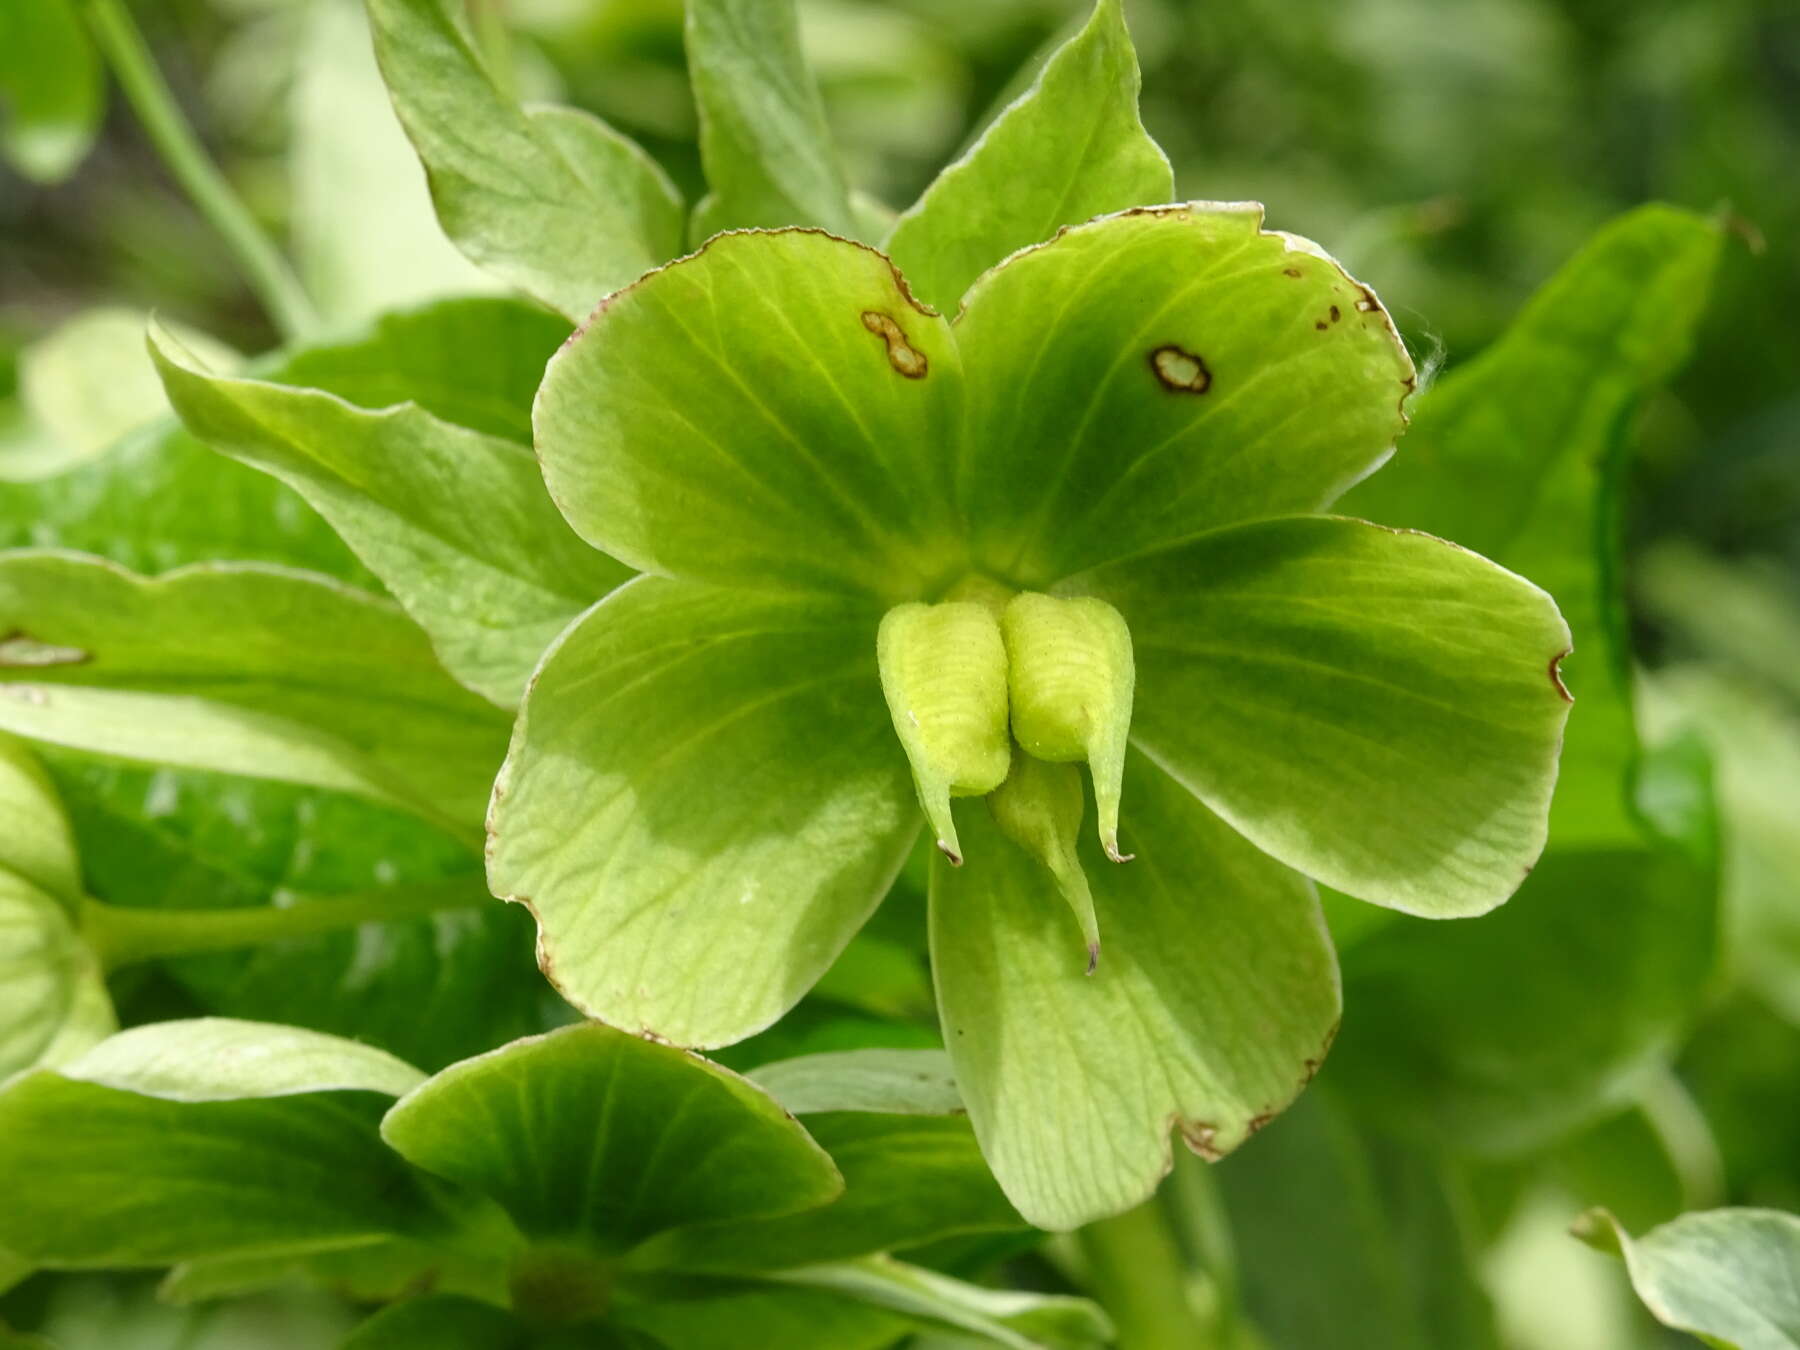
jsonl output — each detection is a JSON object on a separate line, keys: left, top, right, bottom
{"left": 686, "top": 0, "right": 857, "bottom": 239}
{"left": 1079, "top": 514, "right": 1571, "bottom": 917}
{"left": 1574, "top": 1207, "right": 1800, "bottom": 1350}
{"left": 151, "top": 323, "right": 628, "bottom": 706}
{"left": 0, "top": 554, "right": 509, "bottom": 838}
{"left": 932, "top": 753, "right": 1339, "bottom": 1231}
{"left": 487, "top": 578, "right": 915, "bottom": 1048}
{"left": 365, "top": 0, "right": 684, "bottom": 319}
{"left": 885, "top": 0, "right": 1172, "bottom": 314}
{"left": 534, "top": 228, "right": 963, "bottom": 601}
{"left": 955, "top": 204, "right": 1414, "bottom": 586}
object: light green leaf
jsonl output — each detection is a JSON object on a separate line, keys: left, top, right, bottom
{"left": 1340, "top": 204, "right": 1723, "bottom": 844}
{"left": 0, "top": 0, "right": 102, "bottom": 183}
{"left": 487, "top": 577, "right": 916, "bottom": 1048}
{"left": 0, "top": 294, "right": 567, "bottom": 581}
{"left": 1574, "top": 1207, "right": 1800, "bottom": 1350}
{"left": 640, "top": 1049, "right": 1019, "bottom": 1272}
{"left": 0, "top": 735, "right": 82, "bottom": 909}
{"left": 0, "top": 553, "right": 510, "bottom": 838}
{"left": 1079, "top": 514, "right": 1570, "bottom": 917}
{"left": 773, "top": 1256, "right": 1113, "bottom": 1350}
{"left": 365, "top": 0, "right": 683, "bottom": 320}
{"left": 7, "top": 310, "right": 236, "bottom": 480}
{"left": 932, "top": 752, "right": 1339, "bottom": 1231}
{"left": 884, "top": 0, "right": 1171, "bottom": 315}
{"left": 751, "top": 1048, "right": 962, "bottom": 1116}
{"left": 272, "top": 296, "right": 571, "bottom": 444}
{"left": 534, "top": 228, "right": 963, "bottom": 601}
{"left": 955, "top": 204, "right": 1414, "bottom": 586}
{"left": 0, "top": 1019, "right": 444, "bottom": 1267}
{"left": 686, "top": 0, "right": 857, "bottom": 239}
{"left": 151, "top": 324, "right": 628, "bottom": 707}
{"left": 381, "top": 1022, "right": 842, "bottom": 1254}
{"left": 0, "top": 873, "right": 112, "bottom": 1080}
{"left": 1212, "top": 1090, "right": 1500, "bottom": 1350}
{"left": 292, "top": 0, "right": 497, "bottom": 325}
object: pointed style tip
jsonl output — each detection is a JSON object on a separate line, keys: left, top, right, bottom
{"left": 1101, "top": 831, "right": 1134, "bottom": 864}
{"left": 936, "top": 838, "right": 964, "bottom": 867}
{"left": 1085, "top": 942, "right": 1100, "bottom": 976}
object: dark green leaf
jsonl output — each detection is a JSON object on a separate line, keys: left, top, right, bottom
{"left": 380, "top": 1023, "right": 843, "bottom": 1254}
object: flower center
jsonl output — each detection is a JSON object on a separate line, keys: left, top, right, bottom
{"left": 876, "top": 582, "right": 1137, "bottom": 970}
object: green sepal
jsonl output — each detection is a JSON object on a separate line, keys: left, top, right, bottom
{"left": 987, "top": 755, "right": 1101, "bottom": 973}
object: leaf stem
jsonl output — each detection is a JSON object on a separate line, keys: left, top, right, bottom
{"left": 1077, "top": 1194, "right": 1214, "bottom": 1350}
{"left": 81, "top": 0, "right": 318, "bottom": 339}
{"left": 81, "top": 875, "right": 490, "bottom": 971}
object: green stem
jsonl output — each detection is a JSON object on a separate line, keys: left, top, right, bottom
{"left": 1077, "top": 1195, "right": 1212, "bottom": 1350}
{"left": 82, "top": 0, "right": 318, "bottom": 339}
{"left": 82, "top": 875, "right": 489, "bottom": 971}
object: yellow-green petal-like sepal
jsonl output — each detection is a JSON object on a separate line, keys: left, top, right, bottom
{"left": 987, "top": 755, "right": 1101, "bottom": 974}
{"left": 1001, "top": 593, "right": 1135, "bottom": 862}
{"left": 877, "top": 601, "right": 1011, "bottom": 865}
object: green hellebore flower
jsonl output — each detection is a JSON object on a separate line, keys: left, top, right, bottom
{"left": 493, "top": 203, "right": 1573, "bottom": 1230}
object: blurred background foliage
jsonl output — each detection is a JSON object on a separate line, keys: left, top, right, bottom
{"left": 1, "top": 1, "right": 1797, "bottom": 1347}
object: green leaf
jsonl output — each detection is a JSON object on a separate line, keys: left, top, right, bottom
{"left": 932, "top": 752, "right": 1339, "bottom": 1230}
{"left": 772, "top": 1256, "right": 1113, "bottom": 1350}
{"left": 884, "top": 0, "right": 1172, "bottom": 315}
{"left": 616, "top": 1282, "right": 907, "bottom": 1350}
{"left": 0, "top": 0, "right": 102, "bottom": 184}
{"left": 365, "top": 0, "right": 683, "bottom": 320}
{"left": 0, "top": 295, "right": 566, "bottom": 582}
{"left": 1330, "top": 839, "right": 1716, "bottom": 1154}
{"left": 380, "top": 1022, "right": 842, "bottom": 1254}
{"left": 273, "top": 297, "right": 571, "bottom": 444}
{"left": 7, "top": 310, "right": 236, "bottom": 480}
{"left": 46, "top": 757, "right": 548, "bottom": 1074}
{"left": 151, "top": 324, "right": 629, "bottom": 707}
{"left": 1212, "top": 1090, "right": 1500, "bottom": 1350}
{"left": 0, "top": 875, "right": 112, "bottom": 1081}
{"left": 340, "top": 1297, "right": 534, "bottom": 1350}
{"left": 1079, "top": 514, "right": 1570, "bottom": 917}
{"left": 686, "top": 0, "right": 857, "bottom": 239}
{"left": 487, "top": 577, "right": 916, "bottom": 1048}
{"left": 291, "top": 0, "right": 497, "bottom": 326}
{"left": 0, "top": 1019, "right": 444, "bottom": 1267}
{"left": 0, "top": 735, "right": 82, "bottom": 909}
{"left": 534, "top": 228, "right": 963, "bottom": 601}
{"left": 1340, "top": 204, "right": 1724, "bottom": 845}
{"left": 0, "top": 554, "right": 510, "bottom": 838}
{"left": 955, "top": 204, "right": 1414, "bottom": 586}
{"left": 1574, "top": 1207, "right": 1800, "bottom": 1350}
{"left": 640, "top": 1050, "right": 1020, "bottom": 1272}
{"left": 750, "top": 1047, "right": 963, "bottom": 1116}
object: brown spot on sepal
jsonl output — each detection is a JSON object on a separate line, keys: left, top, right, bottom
{"left": 1282, "top": 266, "right": 1303, "bottom": 278}
{"left": 861, "top": 311, "right": 928, "bottom": 379}
{"left": 1549, "top": 648, "right": 1574, "bottom": 703}
{"left": 1180, "top": 1120, "right": 1225, "bottom": 1162}
{"left": 1354, "top": 284, "right": 1379, "bottom": 313}
{"left": 1149, "top": 344, "right": 1211, "bottom": 394}
{"left": 1329, "top": 304, "right": 1341, "bottom": 323}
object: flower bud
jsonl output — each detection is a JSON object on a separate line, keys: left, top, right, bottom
{"left": 988, "top": 754, "right": 1102, "bottom": 973}
{"left": 1001, "top": 593, "right": 1135, "bottom": 862}
{"left": 877, "top": 600, "right": 1010, "bottom": 865}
